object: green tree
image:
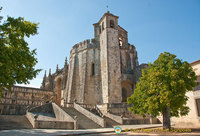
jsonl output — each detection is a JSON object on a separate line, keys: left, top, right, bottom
{"left": 127, "top": 52, "right": 198, "bottom": 130}
{"left": 0, "top": 8, "right": 40, "bottom": 96}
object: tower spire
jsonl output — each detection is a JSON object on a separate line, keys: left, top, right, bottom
{"left": 41, "top": 70, "right": 47, "bottom": 88}
{"left": 65, "top": 56, "right": 68, "bottom": 67}
{"left": 49, "top": 68, "right": 51, "bottom": 76}
{"left": 44, "top": 70, "right": 46, "bottom": 78}
{"left": 56, "top": 64, "right": 59, "bottom": 72}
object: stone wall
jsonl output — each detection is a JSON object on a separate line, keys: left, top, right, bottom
{"left": 65, "top": 39, "right": 101, "bottom": 104}
{"left": 29, "top": 102, "right": 54, "bottom": 114}
{"left": 26, "top": 102, "right": 76, "bottom": 129}
{"left": 99, "top": 14, "right": 122, "bottom": 103}
{"left": 0, "top": 104, "right": 27, "bottom": 115}
{"left": 52, "top": 103, "right": 74, "bottom": 122}
{"left": 26, "top": 111, "right": 74, "bottom": 129}
{"left": 106, "top": 112, "right": 123, "bottom": 124}
{"left": 35, "top": 120, "right": 74, "bottom": 129}
{"left": 74, "top": 102, "right": 105, "bottom": 127}
{"left": 106, "top": 28, "right": 122, "bottom": 103}
{"left": 84, "top": 48, "right": 102, "bottom": 104}
{"left": 0, "top": 86, "right": 53, "bottom": 115}
{"left": 170, "top": 91, "right": 200, "bottom": 128}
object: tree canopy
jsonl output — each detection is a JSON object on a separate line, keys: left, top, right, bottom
{"left": 0, "top": 8, "right": 40, "bottom": 96}
{"left": 127, "top": 52, "right": 198, "bottom": 130}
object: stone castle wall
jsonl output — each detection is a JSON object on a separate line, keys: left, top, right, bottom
{"left": 66, "top": 39, "right": 102, "bottom": 104}
{"left": 42, "top": 12, "right": 145, "bottom": 107}
{"left": 0, "top": 86, "right": 53, "bottom": 115}
{"left": 101, "top": 28, "right": 122, "bottom": 103}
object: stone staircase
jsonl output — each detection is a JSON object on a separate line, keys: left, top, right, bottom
{"left": 0, "top": 115, "right": 32, "bottom": 130}
{"left": 79, "top": 105, "right": 120, "bottom": 128}
{"left": 86, "top": 108, "right": 120, "bottom": 127}
{"left": 62, "top": 107, "right": 102, "bottom": 129}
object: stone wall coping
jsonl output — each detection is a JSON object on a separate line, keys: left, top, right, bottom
{"left": 74, "top": 102, "right": 105, "bottom": 127}
{"left": 26, "top": 111, "right": 74, "bottom": 129}
{"left": 52, "top": 102, "right": 75, "bottom": 122}
{"left": 12, "top": 85, "right": 52, "bottom": 92}
{"left": 106, "top": 112, "right": 123, "bottom": 124}
{"left": 70, "top": 38, "right": 99, "bottom": 55}
{"left": 26, "top": 111, "right": 35, "bottom": 127}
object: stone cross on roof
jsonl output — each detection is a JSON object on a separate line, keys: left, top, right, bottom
{"left": 106, "top": 0, "right": 109, "bottom": 12}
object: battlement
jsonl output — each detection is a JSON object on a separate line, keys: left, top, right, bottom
{"left": 70, "top": 38, "right": 99, "bottom": 54}
{"left": 120, "top": 43, "right": 136, "bottom": 53}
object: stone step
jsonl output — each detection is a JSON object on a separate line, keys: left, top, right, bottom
{"left": 62, "top": 107, "right": 102, "bottom": 129}
{"left": 0, "top": 115, "right": 32, "bottom": 130}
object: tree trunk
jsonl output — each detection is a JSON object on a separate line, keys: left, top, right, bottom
{"left": 162, "top": 106, "right": 171, "bottom": 131}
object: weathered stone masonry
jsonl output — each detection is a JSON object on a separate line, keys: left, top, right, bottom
{"left": 41, "top": 11, "right": 146, "bottom": 106}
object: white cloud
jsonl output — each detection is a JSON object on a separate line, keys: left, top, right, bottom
{"left": 16, "top": 78, "right": 43, "bottom": 88}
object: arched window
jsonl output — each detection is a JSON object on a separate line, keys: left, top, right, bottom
{"left": 102, "top": 22, "right": 104, "bottom": 30}
{"left": 91, "top": 63, "right": 95, "bottom": 76}
{"left": 110, "top": 20, "right": 114, "bottom": 28}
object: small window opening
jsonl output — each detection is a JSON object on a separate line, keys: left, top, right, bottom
{"left": 99, "top": 27, "right": 101, "bottom": 34}
{"left": 196, "top": 99, "right": 200, "bottom": 116}
{"left": 110, "top": 20, "right": 114, "bottom": 28}
{"left": 102, "top": 22, "right": 104, "bottom": 30}
{"left": 91, "top": 63, "right": 95, "bottom": 76}
{"left": 119, "top": 37, "right": 122, "bottom": 46}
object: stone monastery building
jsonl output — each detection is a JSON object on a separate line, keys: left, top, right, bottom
{"left": 41, "top": 11, "right": 147, "bottom": 106}
{"left": 1, "top": 12, "right": 200, "bottom": 129}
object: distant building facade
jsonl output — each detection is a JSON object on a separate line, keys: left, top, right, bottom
{"left": 41, "top": 11, "right": 147, "bottom": 107}
{"left": 171, "top": 60, "right": 200, "bottom": 128}
{"left": 0, "top": 86, "right": 53, "bottom": 115}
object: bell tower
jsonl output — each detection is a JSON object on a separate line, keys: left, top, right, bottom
{"left": 98, "top": 11, "right": 122, "bottom": 103}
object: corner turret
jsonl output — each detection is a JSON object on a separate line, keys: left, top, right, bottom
{"left": 41, "top": 70, "right": 47, "bottom": 89}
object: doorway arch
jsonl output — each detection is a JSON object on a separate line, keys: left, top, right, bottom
{"left": 121, "top": 81, "right": 134, "bottom": 102}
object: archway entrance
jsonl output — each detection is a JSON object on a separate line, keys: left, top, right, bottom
{"left": 56, "top": 78, "right": 62, "bottom": 106}
{"left": 121, "top": 81, "right": 134, "bottom": 102}
{"left": 122, "top": 88, "right": 127, "bottom": 102}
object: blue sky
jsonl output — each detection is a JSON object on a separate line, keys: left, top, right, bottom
{"left": 0, "top": 0, "right": 200, "bottom": 88}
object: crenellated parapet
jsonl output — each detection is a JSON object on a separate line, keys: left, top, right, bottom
{"left": 70, "top": 38, "right": 99, "bottom": 55}
{"left": 120, "top": 43, "right": 137, "bottom": 55}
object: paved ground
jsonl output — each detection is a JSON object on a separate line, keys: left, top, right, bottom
{"left": 0, "top": 124, "right": 199, "bottom": 136}
{"left": 80, "top": 132, "right": 200, "bottom": 136}
{"left": 0, "top": 124, "right": 162, "bottom": 136}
